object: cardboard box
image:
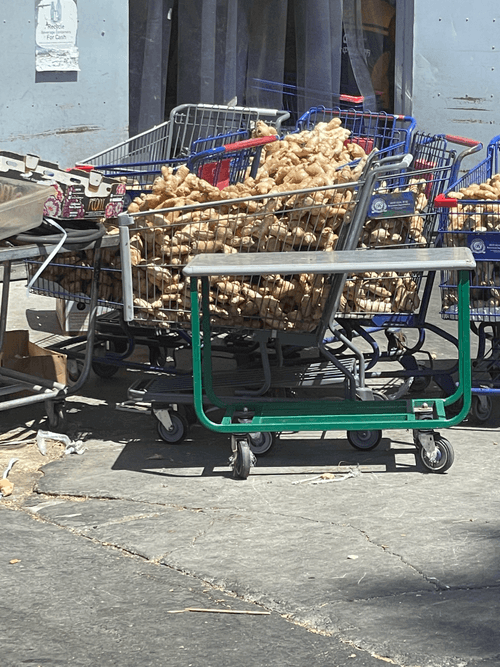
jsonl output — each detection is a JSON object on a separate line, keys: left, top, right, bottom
{"left": 0, "top": 151, "right": 126, "bottom": 220}
{"left": 0, "top": 330, "right": 67, "bottom": 386}
{"left": 56, "top": 297, "right": 113, "bottom": 335}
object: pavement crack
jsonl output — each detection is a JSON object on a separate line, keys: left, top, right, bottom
{"left": 341, "top": 521, "right": 453, "bottom": 592}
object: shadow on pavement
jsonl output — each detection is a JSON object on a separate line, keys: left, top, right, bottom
{"left": 110, "top": 430, "right": 440, "bottom": 479}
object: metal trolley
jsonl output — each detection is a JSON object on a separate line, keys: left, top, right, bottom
{"left": 436, "top": 133, "right": 500, "bottom": 423}
{"left": 83, "top": 102, "right": 290, "bottom": 170}
{"left": 184, "top": 247, "right": 473, "bottom": 479}
{"left": 294, "top": 106, "right": 417, "bottom": 157}
{"left": 333, "top": 133, "right": 482, "bottom": 399}
{"left": 66, "top": 108, "right": 423, "bottom": 379}
{"left": 0, "top": 232, "right": 118, "bottom": 431}
{"left": 116, "top": 152, "right": 474, "bottom": 477}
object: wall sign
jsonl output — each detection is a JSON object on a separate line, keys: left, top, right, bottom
{"left": 35, "top": 0, "right": 79, "bottom": 72}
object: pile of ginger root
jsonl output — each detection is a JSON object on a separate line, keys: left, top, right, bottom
{"left": 44, "top": 118, "right": 429, "bottom": 331}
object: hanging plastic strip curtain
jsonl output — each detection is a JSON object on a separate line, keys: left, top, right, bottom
{"left": 129, "top": 0, "right": 174, "bottom": 135}
{"left": 342, "top": 0, "right": 378, "bottom": 111}
{"left": 133, "top": 0, "right": 382, "bottom": 134}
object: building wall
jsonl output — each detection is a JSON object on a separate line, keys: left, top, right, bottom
{"left": 0, "top": 1, "right": 128, "bottom": 169}
{"left": 411, "top": 1, "right": 499, "bottom": 161}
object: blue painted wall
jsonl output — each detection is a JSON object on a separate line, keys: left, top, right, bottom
{"left": 411, "top": 1, "right": 500, "bottom": 162}
{"left": 0, "top": 1, "right": 128, "bottom": 169}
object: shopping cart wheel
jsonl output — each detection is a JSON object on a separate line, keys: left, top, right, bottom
{"left": 410, "top": 362, "right": 432, "bottom": 393}
{"left": 92, "top": 341, "right": 127, "bottom": 378}
{"left": 230, "top": 437, "right": 255, "bottom": 480}
{"left": 156, "top": 411, "right": 188, "bottom": 444}
{"left": 46, "top": 400, "right": 67, "bottom": 433}
{"left": 417, "top": 435, "right": 454, "bottom": 473}
{"left": 347, "top": 429, "right": 382, "bottom": 451}
{"left": 468, "top": 395, "right": 492, "bottom": 425}
{"left": 67, "top": 358, "right": 84, "bottom": 383}
{"left": 248, "top": 432, "right": 275, "bottom": 456}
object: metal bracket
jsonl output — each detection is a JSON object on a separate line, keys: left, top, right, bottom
{"left": 415, "top": 429, "right": 438, "bottom": 461}
{"left": 153, "top": 408, "right": 173, "bottom": 431}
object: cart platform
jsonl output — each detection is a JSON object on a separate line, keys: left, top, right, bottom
{"left": 184, "top": 247, "right": 475, "bottom": 438}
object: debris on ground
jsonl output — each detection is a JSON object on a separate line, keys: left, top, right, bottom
{"left": 0, "top": 457, "right": 19, "bottom": 497}
{"left": 292, "top": 466, "right": 361, "bottom": 485}
{"left": 36, "top": 431, "right": 87, "bottom": 456}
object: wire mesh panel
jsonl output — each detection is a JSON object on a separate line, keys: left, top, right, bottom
{"left": 166, "top": 104, "right": 289, "bottom": 159}
{"left": 83, "top": 103, "right": 289, "bottom": 168}
{"left": 186, "top": 136, "right": 278, "bottom": 189}
{"left": 248, "top": 77, "right": 368, "bottom": 126}
{"left": 84, "top": 122, "right": 173, "bottom": 169}
{"left": 336, "top": 133, "right": 482, "bottom": 323}
{"left": 26, "top": 240, "right": 123, "bottom": 309}
{"left": 125, "top": 180, "right": 364, "bottom": 331}
{"left": 437, "top": 135, "right": 500, "bottom": 321}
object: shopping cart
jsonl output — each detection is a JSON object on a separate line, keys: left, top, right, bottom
{"left": 84, "top": 129, "right": 255, "bottom": 199}
{"left": 294, "top": 106, "right": 417, "bottom": 158}
{"left": 117, "top": 152, "right": 475, "bottom": 477}
{"left": 435, "top": 133, "right": 500, "bottom": 424}
{"left": 83, "top": 103, "right": 290, "bottom": 168}
{"left": 249, "top": 77, "right": 368, "bottom": 126}
{"left": 332, "top": 133, "right": 482, "bottom": 398}
{"left": 24, "top": 137, "right": 279, "bottom": 380}
{"left": 0, "top": 230, "right": 118, "bottom": 431}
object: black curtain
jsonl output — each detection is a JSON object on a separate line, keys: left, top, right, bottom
{"left": 129, "top": 0, "right": 384, "bottom": 135}
{"left": 129, "top": 0, "right": 174, "bottom": 136}
{"left": 175, "top": 0, "right": 346, "bottom": 113}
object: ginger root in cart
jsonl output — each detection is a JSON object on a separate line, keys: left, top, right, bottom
{"left": 440, "top": 172, "right": 500, "bottom": 315}
{"left": 29, "top": 119, "right": 428, "bottom": 330}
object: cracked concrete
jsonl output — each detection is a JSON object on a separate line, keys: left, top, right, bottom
{"left": 13, "top": 424, "right": 500, "bottom": 667}
{"left": 2, "top": 282, "right": 500, "bottom": 666}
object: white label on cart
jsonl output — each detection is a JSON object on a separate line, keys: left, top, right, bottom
{"left": 35, "top": 0, "right": 79, "bottom": 72}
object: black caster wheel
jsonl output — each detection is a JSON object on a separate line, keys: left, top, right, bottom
{"left": 67, "top": 358, "right": 84, "bottom": 383}
{"left": 231, "top": 437, "right": 254, "bottom": 479}
{"left": 410, "top": 362, "right": 432, "bottom": 393}
{"left": 149, "top": 347, "right": 167, "bottom": 368}
{"left": 47, "top": 401, "right": 68, "bottom": 433}
{"left": 347, "top": 429, "right": 382, "bottom": 451}
{"left": 248, "top": 432, "right": 275, "bottom": 456}
{"left": 468, "top": 395, "right": 492, "bottom": 425}
{"left": 156, "top": 411, "right": 188, "bottom": 444}
{"left": 92, "top": 340, "right": 127, "bottom": 378}
{"left": 179, "top": 404, "right": 199, "bottom": 426}
{"left": 417, "top": 434, "right": 454, "bottom": 473}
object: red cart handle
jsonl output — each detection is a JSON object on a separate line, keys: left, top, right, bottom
{"left": 222, "top": 135, "right": 278, "bottom": 152}
{"left": 434, "top": 193, "right": 459, "bottom": 208}
{"left": 443, "top": 134, "right": 481, "bottom": 148}
{"left": 73, "top": 164, "right": 95, "bottom": 172}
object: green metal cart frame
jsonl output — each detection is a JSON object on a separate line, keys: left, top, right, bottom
{"left": 184, "top": 246, "right": 475, "bottom": 478}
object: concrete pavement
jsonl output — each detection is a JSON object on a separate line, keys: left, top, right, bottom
{"left": 1, "top": 278, "right": 500, "bottom": 666}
